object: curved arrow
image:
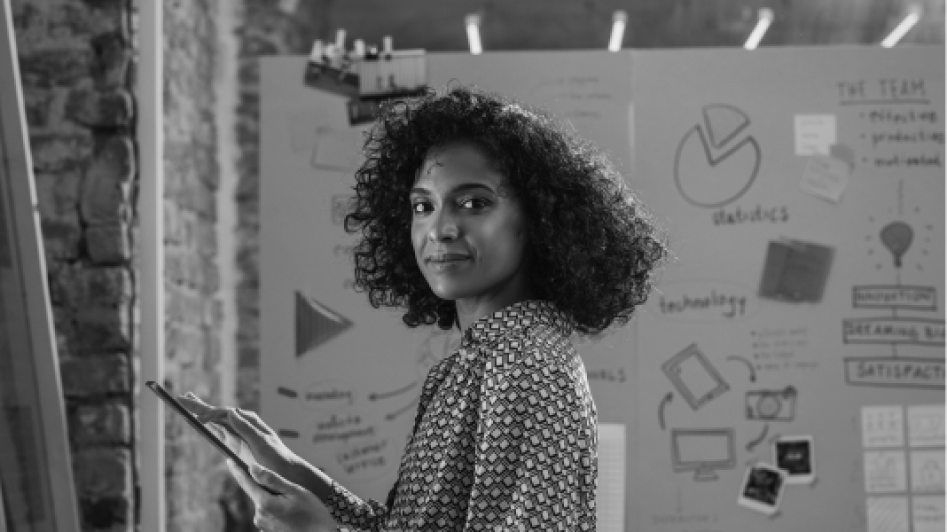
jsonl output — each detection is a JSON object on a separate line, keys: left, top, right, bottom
{"left": 369, "top": 381, "right": 417, "bottom": 401}
{"left": 746, "top": 423, "right": 769, "bottom": 452}
{"left": 727, "top": 355, "right": 756, "bottom": 382}
{"left": 385, "top": 396, "right": 419, "bottom": 421}
{"left": 658, "top": 392, "right": 673, "bottom": 431}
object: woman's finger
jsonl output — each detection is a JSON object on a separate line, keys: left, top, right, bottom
{"left": 235, "top": 408, "right": 278, "bottom": 437}
{"left": 195, "top": 408, "right": 231, "bottom": 425}
{"left": 177, "top": 395, "right": 214, "bottom": 416}
{"left": 228, "top": 409, "right": 272, "bottom": 448}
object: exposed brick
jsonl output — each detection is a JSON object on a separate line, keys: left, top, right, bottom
{"left": 86, "top": 224, "right": 131, "bottom": 264}
{"left": 73, "top": 448, "right": 132, "bottom": 499}
{"left": 22, "top": 85, "right": 71, "bottom": 131}
{"left": 29, "top": 130, "right": 94, "bottom": 173}
{"left": 33, "top": 172, "right": 83, "bottom": 259}
{"left": 18, "top": 48, "right": 93, "bottom": 86}
{"left": 61, "top": 354, "right": 129, "bottom": 397}
{"left": 77, "top": 305, "right": 132, "bottom": 353}
{"left": 81, "top": 136, "right": 135, "bottom": 226}
{"left": 90, "top": 32, "right": 131, "bottom": 89}
{"left": 72, "top": 402, "right": 130, "bottom": 445}
{"left": 80, "top": 496, "right": 130, "bottom": 532}
{"left": 66, "top": 88, "right": 133, "bottom": 127}
{"left": 52, "top": 304, "right": 79, "bottom": 357}
{"left": 81, "top": 266, "right": 134, "bottom": 307}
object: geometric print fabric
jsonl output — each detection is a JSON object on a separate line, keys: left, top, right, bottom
{"left": 328, "top": 300, "right": 598, "bottom": 531}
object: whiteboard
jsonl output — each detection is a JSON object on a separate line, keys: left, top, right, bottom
{"left": 259, "top": 47, "right": 945, "bottom": 532}
{"left": 630, "top": 47, "right": 945, "bottom": 532}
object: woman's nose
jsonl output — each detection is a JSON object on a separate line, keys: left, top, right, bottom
{"left": 429, "top": 210, "right": 459, "bottom": 242}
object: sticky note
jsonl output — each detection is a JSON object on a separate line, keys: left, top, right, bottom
{"left": 909, "top": 450, "right": 945, "bottom": 493}
{"left": 862, "top": 406, "right": 905, "bottom": 448}
{"left": 800, "top": 154, "right": 852, "bottom": 203}
{"left": 867, "top": 497, "right": 909, "bottom": 532}
{"left": 912, "top": 496, "right": 945, "bottom": 532}
{"left": 794, "top": 115, "right": 837, "bottom": 156}
{"left": 864, "top": 450, "right": 907, "bottom": 493}
{"left": 908, "top": 405, "right": 945, "bottom": 447}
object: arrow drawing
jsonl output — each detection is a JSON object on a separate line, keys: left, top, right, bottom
{"left": 746, "top": 423, "right": 769, "bottom": 452}
{"left": 658, "top": 392, "right": 673, "bottom": 431}
{"left": 385, "top": 395, "right": 420, "bottom": 421}
{"left": 278, "top": 429, "right": 300, "bottom": 439}
{"left": 727, "top": 355, "right": 757, "bottom": 382}
{"left": 369, "top": 381, "right": 417, "bottom": 401}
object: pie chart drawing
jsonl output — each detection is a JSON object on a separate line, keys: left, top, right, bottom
{"left": 674, "top": 104, "right": 761, "bottom": 208}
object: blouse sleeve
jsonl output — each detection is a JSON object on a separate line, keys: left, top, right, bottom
{"left": 464, "top": 350, "right": 598, "bottom": 531}
{"left": 324, "top": 481, "right": 390, "bottom": 532}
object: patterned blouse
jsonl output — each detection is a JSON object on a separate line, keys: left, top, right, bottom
{"left": 325, "top": 300, "right": 598, "bottom": 531}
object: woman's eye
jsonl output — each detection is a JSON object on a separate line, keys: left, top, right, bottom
{"left": 459, "top": 198, "right": 489, "bottom": 210}
{"left": 411, "top": 201, "right": 432, "bottom": 215}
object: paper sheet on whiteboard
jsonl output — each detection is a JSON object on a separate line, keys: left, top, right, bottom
{"left": 597, "top": 423, "right": 626, "bottom": 532}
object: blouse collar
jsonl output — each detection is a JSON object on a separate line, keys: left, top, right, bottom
{"left": 460, "top": 299, "right": 571, "bottom": 347}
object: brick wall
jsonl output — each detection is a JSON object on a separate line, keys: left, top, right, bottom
{"left": 14, "top": 0, "right": 136, "bottom": 529}
{"left": 14, "top": 0, "right": 234, "bottom": 529}
{"left": 162, "top": 0, "right": 229, "bottom": 530}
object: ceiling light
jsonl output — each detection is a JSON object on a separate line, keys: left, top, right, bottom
{"left": 881, "top": 4, "right": 922, "bottom": 48}
{"left": 465, "top": 14, "right": 482, "bottom": 55}
{"left": 744, "top": 8, "right": 774, "bottom": 50}
{"left": 609, "top": 11, "right": 627, "bottom": 52}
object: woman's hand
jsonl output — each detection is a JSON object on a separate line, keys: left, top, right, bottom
{"left": 230, "top": 460, "right": 327, "bottom": 532}
{"left": 177, "top": 394, "right": 305, "bottom": 488}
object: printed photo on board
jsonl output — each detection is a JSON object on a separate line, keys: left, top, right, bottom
{"left": 774, "top": 435, "right": 816, "bottom": 485}
{"left": 738, "top": 463, "right": 787, "bottom": 515}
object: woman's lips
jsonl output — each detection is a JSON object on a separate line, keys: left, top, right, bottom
{"left": 426, "top": 254, "right": 471, "bottom": 271}
{"left": 427, "top": 253, "right": 470, "bottom": 263}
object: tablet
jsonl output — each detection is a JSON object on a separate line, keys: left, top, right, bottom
{"left": 145, "top": 381, "right": 278, "bottom": 495}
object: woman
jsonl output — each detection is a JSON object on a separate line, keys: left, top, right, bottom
{"left": 181, "top": 86, "right": 667, "bottom": 531}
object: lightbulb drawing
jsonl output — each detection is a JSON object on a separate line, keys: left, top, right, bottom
{"left": 880, "top": 221, "right": 913, "bottom": 269}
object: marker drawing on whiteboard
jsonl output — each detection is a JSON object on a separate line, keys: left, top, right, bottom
{"left": 385, "top": 395, "right": 419, "bottom": 421}
{"left": 745, "top": 386, "right": 797, "bottom": 422}
{"left": 727, "top": 355, "right": 756, "bottom": 382}
{"left": 369, "top": 381, "right": 417, "bottom": 401}
{"left": 661, "top": 343, "right": 729, "bottom": 411}
{"left": 658, "top": 392, "right": 673, "bottom": 431}
{"left": 278, "top": 429, "right": 300, "bottom": 439}
{"left": 746, "top": 423, "right": 769, "bottom": 452}
{"left": 276, "top": 387, "right": 299, "bottom": 399}
{"left": 674, "top": 104, "right": 761, "bottom": 208}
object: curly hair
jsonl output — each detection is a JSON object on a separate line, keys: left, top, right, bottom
{"left": 344, "top": 86, "right": 667, "bottom": 335}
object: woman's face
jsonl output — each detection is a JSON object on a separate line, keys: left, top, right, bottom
{"left": 410, "top": 141, "right": 532, "bottom": 305}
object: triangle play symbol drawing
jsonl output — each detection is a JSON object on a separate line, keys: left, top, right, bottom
{"left": 295, "top": 292, "right": 353, "bottom": 357}
{"left": 703, "top": 104, "right": 751, "bottom": 149}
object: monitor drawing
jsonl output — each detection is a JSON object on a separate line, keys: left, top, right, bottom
{"left": 671, "top": 428, "right": 736, "bottom": 481}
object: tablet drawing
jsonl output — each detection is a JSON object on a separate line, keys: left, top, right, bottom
{"left": 662, "top": 343, "right": 730, "bottom": 410}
